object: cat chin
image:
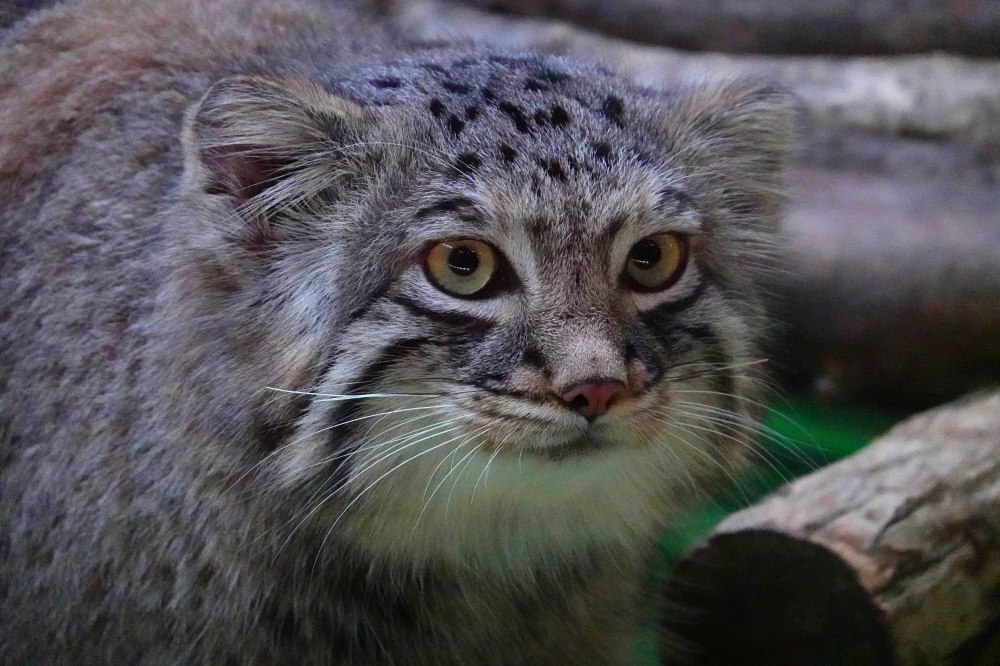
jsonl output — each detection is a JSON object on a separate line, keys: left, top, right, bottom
{"left": 332, "top": 429, "right": 704, "bottom": 573}
{"left": 274, "top": 387, "right": 736, "bottom": 570}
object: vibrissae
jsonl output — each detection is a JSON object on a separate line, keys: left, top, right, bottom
{"left": 0, "top": 0, "right": 793, "bottom": 662}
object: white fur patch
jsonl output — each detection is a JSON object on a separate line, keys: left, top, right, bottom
{"left": 285, "top": 373, "right": 739, "bottom": 576}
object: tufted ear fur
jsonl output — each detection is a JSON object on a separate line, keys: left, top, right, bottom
{"left": 183, "top": 75, "right": 369, "bottom": 214}
{"left": 658, "top": 79, "right": 797, "bottom": 224}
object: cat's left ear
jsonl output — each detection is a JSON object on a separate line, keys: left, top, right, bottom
{"left": 182, "top": 75, "right": 369, "bottom": 211}
{"left": 655, "top": 79, "right": 796, "bottom": 221}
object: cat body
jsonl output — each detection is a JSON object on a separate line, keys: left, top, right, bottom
{"left": 0, "top": 0, "right": 791, "bottom": 662}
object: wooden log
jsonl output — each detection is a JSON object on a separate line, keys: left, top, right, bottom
{"left": 445, "top": 0, "right": 1000, "bottom": 57}
{"left": 660, "top": 391, "right": 1000, "bottom": 665}
{"left": 776, "top": 166, "right": 1000, "bottom": 407}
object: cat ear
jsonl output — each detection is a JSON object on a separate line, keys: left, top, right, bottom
{"left": 658, "top": 79, "right": 796, "bottom": 220}
{"left": 183, "top": 75, "right": 368, "bottom": 209}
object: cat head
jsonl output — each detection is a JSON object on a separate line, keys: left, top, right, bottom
{"left": 172, "top": 53, "right": 793, "bottom": 567}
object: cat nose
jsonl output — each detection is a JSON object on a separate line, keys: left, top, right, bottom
{"left": 561, "top": 380, "right": 627, "bottom": 421}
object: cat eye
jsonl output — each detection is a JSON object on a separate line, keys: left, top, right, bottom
{"left": 425, "top": 239, "right": 500, "bottom": 297}
{"left": 624, "top": 233, "right": 688, "bottom": 292}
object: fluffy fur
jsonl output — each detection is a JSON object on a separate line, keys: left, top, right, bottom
{"left": 0, "top": 0, "right": 793, "bottom": 662}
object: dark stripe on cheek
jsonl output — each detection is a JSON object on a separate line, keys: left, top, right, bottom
{"left": 703, "top": 337, "right": 737, "bottom": 406}
{"left": 389, "top": 295, "right": 495, "bottom": 334}
{"left": 668, "top": 324, "right": 714, "bottom": 344}
{"left": 625, "top": 335, "right": 662, "bottom": 387}
{"left": 638, "top": 278, "right": 708, "bottom": 326}
{"left": 473, "top": 383, "right": 529, "bottom": 399}
{"left": 664, "top": 325, "right": 739, "bottom": 415}
{"left": 253, "top": 394, "right": 310, "bottom": 452}
{"left": 324, "top": 337, "right": 430, "bottom": 471}
{"left": 520, "top": 346, "right": 551, "bottom": 379}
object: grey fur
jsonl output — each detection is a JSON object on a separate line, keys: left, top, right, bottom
{"left": 0, "top": 0, "right": 793, "bottom": 662}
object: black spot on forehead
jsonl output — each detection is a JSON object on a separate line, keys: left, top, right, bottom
{"left": 447, "top": 114, "right": 465, "bottom": 136}
{"left": 659, "top": 186, "right": 694, "bottom": 210}
{"left": 341, "top": 55, "right": 651, "bottom": 185}
{"left": 550, "top": 105, "right": 570, "bottom": 127}
{"left": 415, "top": 196, "right": 476, "bottom": 218}
{"left": 527, "top": 216, "right": 547, "bottom": 238}
{"left": 443, "top": 81, "right": 472, "bottom": 94}
{"left": 453, "top": 152, "right": 481, "bottom": 176}
{"left": 537, "top": 66, "right": 572, "bottom": 83}
{"left": 499, "top": 144, "right": 517, "bottom": 163}
{"left": 602, "top": 96, "right": 626, "bottom": 127}
{"left": 592, "top": 142, "right": 613, "bottom": 162}
{"left": 540, "top": 158, "right": 567, "bottom": 182}
{"left": 524, "top": 78, "right": 550, "bottom": 92}
{"left": 498, "top": 101, "right": 531, "bottom": 134}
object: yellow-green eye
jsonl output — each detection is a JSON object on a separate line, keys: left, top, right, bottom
{"left": 425, "top": 239, "right": 499, "bottom": 297}
{"left": 624, "top": 233, "right": 688, "bottom": 291}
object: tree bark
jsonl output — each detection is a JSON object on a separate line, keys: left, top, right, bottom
{"left": 446, "top": 0, "right": 1000, "bottom": 57}
{"left": 661, "top": 390, "right": 1000, "bottom": 665}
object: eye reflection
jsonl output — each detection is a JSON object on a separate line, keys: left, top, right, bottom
{"left": 425, "top": 239, "right": 499, "bottom": 297}
{"left": 624, "top": 233, "right": 688, "bottom": 291}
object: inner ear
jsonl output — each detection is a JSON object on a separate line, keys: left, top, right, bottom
{"left": 184, "top": 75, "right": 368, "bottom": 207}
{"left": 200, "top": 148, "right": 293, "bottom": 201}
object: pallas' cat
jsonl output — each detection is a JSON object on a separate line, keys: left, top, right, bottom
{"left": 0, "top": 0, "right": 792, "bottom": 662}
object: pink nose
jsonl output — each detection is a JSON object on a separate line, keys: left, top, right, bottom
{"left": 561, "top": 380, "right": 627, "bottom": 420}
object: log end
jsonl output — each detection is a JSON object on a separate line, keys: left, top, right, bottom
{"left": 660, "top": 529, "right": 897, "bottom": 665}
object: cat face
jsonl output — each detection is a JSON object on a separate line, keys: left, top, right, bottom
{"left": 175, "top": 54, "right": 792, "bottom": 566}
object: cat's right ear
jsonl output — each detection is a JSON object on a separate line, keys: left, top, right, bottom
{"left": 182, "top": 75, "right": 368, "bottom": 211}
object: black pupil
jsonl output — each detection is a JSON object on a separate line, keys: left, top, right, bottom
{"left": 448, "top": 246, "right": 480, "bottom": 276}
{"left": 630, "top": 239, "right": 661, "bottom": 270}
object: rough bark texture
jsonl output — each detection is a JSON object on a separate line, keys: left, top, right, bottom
{"left": 447, "top": 0, "right": 1000, "bottom": 57}
{"left": 389, "top": 0, "right": 1000, "bottom": 407}
{"left": 661, "top": 390, "right": 1000, "bottom": 665}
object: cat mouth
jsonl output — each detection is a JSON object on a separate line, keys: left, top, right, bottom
{"left": 542, "top": 433, "right": 608, "bottom": 459}
{"left": 462, "top": 401, "right": 633, "bottom": 457}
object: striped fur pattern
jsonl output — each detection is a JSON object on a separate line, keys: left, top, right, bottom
{"left": 189, "top": 55, "right": 791, "bottom": 567}
{"left": 0, "top": 1, "right": 792, "bottom": 662}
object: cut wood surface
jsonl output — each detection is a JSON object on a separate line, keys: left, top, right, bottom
{"left": 661, "top": 390, "right": 1000, "bottom": 665}
{"left": 446, "top": 0, "right": 1000, "bottom": 57}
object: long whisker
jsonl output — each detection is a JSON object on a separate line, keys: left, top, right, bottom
{"left": 648, "top": 414, "right": 752, "bottom": 506}
{"left": 668, "top": 397, "right": 820, "bottom": 468}
{"left": 312, "top": 427, "right": 480, "bottom": 566}
{"left": 411, "top": 423, "right": 495, "bottom": 536}
{"left": 275, "top": 421, "right": 467, "bottom": 559}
